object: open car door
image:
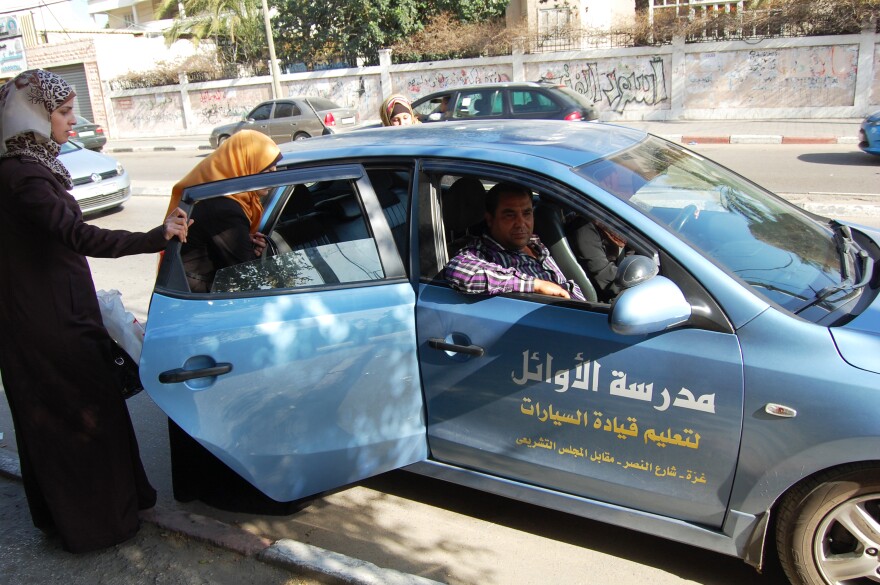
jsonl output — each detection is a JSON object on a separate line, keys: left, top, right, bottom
{"left": 141, "top": 165, "right": 427, "bottom": 502}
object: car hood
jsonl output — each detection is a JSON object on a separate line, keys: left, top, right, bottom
{"left": 59, "top": 146, "right": 117, "bottom": 178}
{"left": 830, "top": 225, "right": 880, "bottom": 374}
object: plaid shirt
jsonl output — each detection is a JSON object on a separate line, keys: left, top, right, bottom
{"left": 444, "top": 234, "right": 585, "bottom": 301}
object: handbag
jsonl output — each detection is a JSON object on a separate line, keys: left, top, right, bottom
{"left": 110, "top": 341, "right": 143, "bottom": 400}
{"left": 97, "top": 289, "right": 146, "bottom": 400}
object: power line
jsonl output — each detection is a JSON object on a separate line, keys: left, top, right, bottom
{"left": 0, "top": 0, "right": 72, "bottom": 16}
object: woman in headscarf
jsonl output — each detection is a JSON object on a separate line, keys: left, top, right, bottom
{"left": 164, "top": 129, "right": 281, "bottom": 293}
{"left": 380, "top": 93, "right": 418, "bottom": 126}
{"left": 0, "top": 69, "right": 191, "bottom": 553}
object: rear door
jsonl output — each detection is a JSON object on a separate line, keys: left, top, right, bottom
{"left": 268, "top": 101, "right": 302, "bottom": 142}
{"left": 141, "top": 164, "right": 426, "bottom": 502}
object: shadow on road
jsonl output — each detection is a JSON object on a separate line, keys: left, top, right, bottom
{"left": 364, "top": 470, "right": 789, "bottom": 585}
{"left": 798, "top": 152, "right": 880, "bottom": 166}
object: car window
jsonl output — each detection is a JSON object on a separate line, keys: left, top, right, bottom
{"left": 511, "top": 90, "right": 560, "bottom": 114}
{"left": 423, "top": 169, "right": 651, "bottom": 307}
{"left": 210, "top": 179, "right": 385, "bottom": 293}
{"left": 413, "top": 94, "right": 451, "bottom": 121}
{"left": 248, "top": 103, "right": 272, "bottom": 121}
{"left": 306, "top": 97, "right": 340, "bottom": 111}
{"left": 273, "top": 102, "right": 300, "bottom": 118}
{"left": 452, "top": 90, "right": 502, "bottom": 118}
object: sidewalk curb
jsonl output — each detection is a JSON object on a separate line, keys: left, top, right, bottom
{"left": 260, "top": 540, "right": 444, "bottom": 585}
{"left": 107, "top": 144, "right": 213, "bottom": 153}
{"left": 0, "top": 447, "right": 443, "bottom": 585}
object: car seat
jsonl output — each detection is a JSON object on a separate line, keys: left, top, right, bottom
{"left": 441, "top": 177, "right": 486, "bottom": 254}
{"left": 533, "top": 201, "right": 598, "bottom": 302}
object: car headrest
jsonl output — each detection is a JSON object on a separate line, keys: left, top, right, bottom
{"left": 442, "top": 177, "right": 486, "bottom": 233}
{"left": 286, "top": 184, "right": 315, "bottom": 215}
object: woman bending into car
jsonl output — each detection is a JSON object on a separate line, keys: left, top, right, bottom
{"left": 164, "top": 129, "right": 281, "bottom": 293}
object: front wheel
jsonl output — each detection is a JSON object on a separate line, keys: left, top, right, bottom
{"left": 776, "top": 464, "right": 880, "bottom": 585}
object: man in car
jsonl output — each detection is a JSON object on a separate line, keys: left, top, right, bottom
{"left": 444, "top": 182, "right": 584, "bottom": 301}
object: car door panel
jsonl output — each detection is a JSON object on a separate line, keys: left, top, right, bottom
{"left": 416, "top": 283, "right": 744, "bottom": 527}
{"left": 142, "top": 165, "right": 427, "bottom": 502}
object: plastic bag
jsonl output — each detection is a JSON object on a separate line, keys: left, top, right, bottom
{"left": 96, "top": 289, "right": 145, "bottom": 362}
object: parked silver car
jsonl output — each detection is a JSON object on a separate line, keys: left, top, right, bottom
{"left": 59, "top": 140, "right": 131, "bottom": 215}
{"left": 209, "top": 97, "right": 361, "bottom": 148}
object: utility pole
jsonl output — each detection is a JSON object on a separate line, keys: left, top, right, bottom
{"left": 261, "top": 0, "right": 282, "bottom": 99}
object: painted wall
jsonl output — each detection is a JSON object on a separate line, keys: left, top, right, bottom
{"left": 684, "top": 45, "right": 859, "bottom": 109}
{"left": 103, "top": 29, "right": 879, "bottom": 138}
{"left": 527, "top": 55, "right": 670, "bottom": 114}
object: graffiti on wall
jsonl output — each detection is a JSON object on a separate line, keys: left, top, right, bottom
{"left": 189, "top": 86, "right": 268, "bottom": 130}
{"left": 112, "top": 93, "right": 183, "bottom": 132}
{"left": 684, "top": 46, "right": 858, "bottom": 108}
{"left": 401, "top": 67, "right": 513, "bottom": 98}
{"left": 532, "top": 56, "right": 670, "bottom": 114}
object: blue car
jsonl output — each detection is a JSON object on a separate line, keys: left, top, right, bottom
{"left": 143, "top": 121, "right": 880, "bottom": 585}
{"left": 860, "top": 110, "right": 880, "bottom": 156}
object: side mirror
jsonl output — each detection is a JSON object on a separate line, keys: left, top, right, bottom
{"left": 610, "top": 276, "right": 691, "bottom": 336}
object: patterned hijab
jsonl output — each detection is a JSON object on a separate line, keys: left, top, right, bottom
{"left": 380, "top": 94, "right": 418, "bottom": 126}
{"left": 0, "top": 69, "right": 75, "bottom": 188}
{"left": 166, "top": 130, "right": 281, "bottom": 233}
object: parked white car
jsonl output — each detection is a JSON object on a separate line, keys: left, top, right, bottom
{"left": 59, "top": 140, "right": 131, "bottom": 215}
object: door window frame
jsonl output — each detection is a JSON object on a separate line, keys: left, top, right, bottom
{"left": 157, "top": 164, "right": 407, "bottom": 298}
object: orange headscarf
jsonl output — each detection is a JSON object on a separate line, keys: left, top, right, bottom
{"left": 165, "top": 130, "right": 281, "bottom": 233}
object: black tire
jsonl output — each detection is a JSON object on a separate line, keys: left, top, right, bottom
{"left": 293, "top": 132, "right": 310, "bottom": 141}
{"left": 776, "top": 464, "right": 880, "bottom": 585}
{"left": 217, "top": 134, "right": 229, "bottom": 147}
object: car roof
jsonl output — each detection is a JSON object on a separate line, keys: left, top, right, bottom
{"left": 278, "top": 120, "right": 646, "bottom": 168}
{"left": 414, "top": 81, "right": 565, "bottom": 98}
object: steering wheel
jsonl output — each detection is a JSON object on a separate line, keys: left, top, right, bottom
{"left": 669, "top": 204, "right": 698, "bottom": 232}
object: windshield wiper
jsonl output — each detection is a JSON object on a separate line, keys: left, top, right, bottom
{"left": 795, "top": 224, "right": 872, "bottom": 314}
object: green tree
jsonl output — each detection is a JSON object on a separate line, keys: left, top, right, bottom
{"left": 271, "top": 0, "right": 507, "bottom": 68}
{"left": 156, "top": 0, "right": 268, "bottom": 66}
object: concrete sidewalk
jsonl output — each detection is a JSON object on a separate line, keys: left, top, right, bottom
{"left": 102, "top": 118, "right": 864, "bottom": 154}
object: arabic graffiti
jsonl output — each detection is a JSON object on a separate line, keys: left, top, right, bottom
{"left": 512, "top": 351, "right": 716, "bottom": 415}
{"left": 514, "top": 436, "right": 707, "bottom": 484}
{"left": 403, "top": 67, "right": 512, "bottom": 97}
{"left": 534, "top": 56, "right": 669, "bottom": 114}
{"left": 520, "top": 398, "right": 701, "bottom": 450}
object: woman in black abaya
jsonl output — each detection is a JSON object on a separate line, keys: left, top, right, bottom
{"left": 0, "top": 69, "right": 191, "bottom": 552}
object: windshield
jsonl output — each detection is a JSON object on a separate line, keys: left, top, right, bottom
{"left": 575, "top": 137, "right": 846, "bottom": 313}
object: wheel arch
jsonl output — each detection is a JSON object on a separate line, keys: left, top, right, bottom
{"left": 738, "top": 458, "right": 880, "bottom": 572}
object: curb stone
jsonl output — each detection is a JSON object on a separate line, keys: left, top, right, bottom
{"left": 260, "top": 540, "right": 445, "bottom": 585}
{"left": 0, "top": 447, "right": 444, "bottom": 585}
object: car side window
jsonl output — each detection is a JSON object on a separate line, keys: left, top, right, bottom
{"left": 249, "top": 103, "right": 272, "bottom": 121}
{"left": 453, "top": 91, "right": 502, "bottom": 118}
{"left": 511, "top": 90, "right": 560, "bottom": 114}
{"left": 274, "top": 102, "right": 299, "bottom": 118}
{"left": 422, "top": 170, "right": 650, "bottom": 307}
{"left": 210, "top": 179, "right": 385, "bottom": 293}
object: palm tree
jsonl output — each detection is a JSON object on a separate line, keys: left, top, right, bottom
{"left": 156, "top": 0, "right": 267, "bottom": 66}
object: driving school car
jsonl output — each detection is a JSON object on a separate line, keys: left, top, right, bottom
{"left": 143, "top": 121, "right": 880, "bottom": 585}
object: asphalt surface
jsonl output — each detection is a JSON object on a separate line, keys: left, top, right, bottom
{"left": 1, "top": 116, "right": 876, "bottom": 584}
